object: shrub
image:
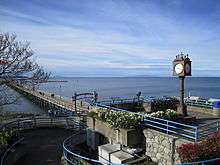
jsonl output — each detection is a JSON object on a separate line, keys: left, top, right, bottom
{"left": 88, "top": 108, "right": 141, "bottom": 129}
{"left": 176, "top": 131, "right": 220, "bottom": 163}
{"left": 199, "top": 131, "right": 220, "bottom": 159}
{"left": 145, "top": 109, "right": 178, "bottom": 120}
{"left": 164, "top": 109, "right": 178, "bottom": 120}
{"left": 0, "top": 129, "right": 19, "bottom": 153}
{"left": 176, "top": 143, "right": 200, "bottom": 162}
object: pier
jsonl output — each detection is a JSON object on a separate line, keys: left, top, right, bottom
{"left": 8, "top": 83, "right": 93, "bottom": 118}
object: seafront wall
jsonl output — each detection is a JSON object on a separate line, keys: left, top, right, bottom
{"left": 143, "top": 129, "right": 193, "bottom": 165}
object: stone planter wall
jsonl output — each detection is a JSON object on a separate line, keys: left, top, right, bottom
{"left": 87, "top": 117, "right": 144, "bottom": 150}
{"left": 143, "top": 129, "right": 193, "bottom": 165}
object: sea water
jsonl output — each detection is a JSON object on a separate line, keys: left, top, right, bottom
{"left": 2, "top": 77, "right": 220, "bottom": 114}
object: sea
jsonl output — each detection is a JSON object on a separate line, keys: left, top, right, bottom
{"left": 1, "top": 77, "right": 220, "bottom": 114}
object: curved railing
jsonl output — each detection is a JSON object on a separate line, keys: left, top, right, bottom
{"left": 175, "top": 157, "right": 220, "bottom": 165}
{"left": 0, "top": 116, "right": 86, "bottom": 131}
{"left": 0, "top": 138, "right": 24, "bottom": 165}
{"left": 63, "top": 131, "right": 124, "bottom": 165}
{"left": 63, "top": 132, "right": 220, "bottom": 165}
{"left": 0, "top": 116, "right": 86, "bottom": 165}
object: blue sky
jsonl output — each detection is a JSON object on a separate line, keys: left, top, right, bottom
{"left": 0, "top": 0, "right": 220, "bottom": 77}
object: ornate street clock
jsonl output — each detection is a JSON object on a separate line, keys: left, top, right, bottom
{"left": 173, "top": 53, "right": 192, "bottom": 117}
{"left": 173, "top": 53, "right": 191, "bottom": 77}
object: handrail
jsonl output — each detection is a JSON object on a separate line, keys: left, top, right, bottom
{"left": 1, "top": 138, "right": 24, "bottom": 165}
{"left": 175, "top": 157, "right": 220, "bottom": 165}
{"left": 62, "top": 131, "right": 126, "bottom": 165}
{"left": 94, "top": 103, "right": 220, "bottom": 142}
{"left": 0, "top": 116, "right": 86, "bottom": 131}
{"left": 197, "top": 120, "right": 219, "bottom": 129}
{"left": 95, "top": 103, "right": 198, "bottom": 128}
{"left": 0, "top": 116, "right": 86, "bottom": 164}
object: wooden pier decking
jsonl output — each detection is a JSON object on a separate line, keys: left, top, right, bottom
{"left": 9, "top": 83, "right": 91, "bottom": 117}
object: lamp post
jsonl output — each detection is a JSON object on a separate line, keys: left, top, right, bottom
{"left": 173, "top": 53, "right": 191, "bottom": 117}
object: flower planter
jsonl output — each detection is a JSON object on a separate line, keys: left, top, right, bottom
{"left": 87, "top": 117, "right": 144, "bottom": 147}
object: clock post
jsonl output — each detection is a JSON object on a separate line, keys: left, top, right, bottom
{"left": 179, "top": 76, "right": 185, "bottom": 116}
{"left": 173, "top": 53, "right": 191, "bottom": 117}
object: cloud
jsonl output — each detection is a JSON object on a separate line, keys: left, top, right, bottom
{"left": 0, "top": 0, "right": 220, "bottom": 76}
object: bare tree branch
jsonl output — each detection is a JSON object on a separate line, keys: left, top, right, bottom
{"left": 0, "top": 32, "right": 51, "bottom": 106}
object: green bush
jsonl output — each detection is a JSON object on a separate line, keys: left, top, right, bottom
{"left": 0, "top": 129, "right": 19, "bottom": 153}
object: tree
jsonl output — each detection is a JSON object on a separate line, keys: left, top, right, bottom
{"left": 0, "top": 33, "right": 50, "bottom": 106}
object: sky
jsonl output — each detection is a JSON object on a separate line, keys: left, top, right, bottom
{"left": 0, "top": 0, "right": 220, "bottom": 77}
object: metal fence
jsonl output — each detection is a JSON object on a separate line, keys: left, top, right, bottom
{"left": 0, "top": 116, "right": 86, "bottom": 131}
{"left": 96, "top": 98, "right": 140, "bottom": 105}
{"left": 62, "top": 126, "right": 220, "bottom": 165}
{"left": 185, "top": 99, "right": 213, "bottom": 109}
{"left": 143, "top": 116, "right": 198, "bottom": 141}
{"left": 197, "top": 120, "right": 220, "bottom": 140}
{"left": 94, "top": 103, "right": 220, "bottom": 142}
{"left": 98, "top": 97, "right": 215, "bottom": 109}
{"left": 63, "top": 132, "right": 125, "bottom": 165}
{"left": 0, "top": 116, "right": 86, "bottom": 165}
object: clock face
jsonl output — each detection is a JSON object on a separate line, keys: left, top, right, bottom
{"left": 185, "top": 63, "right": 191, "bottom": 74}
{"left": 175, "top": 63, "right": 184, "bottom": 74}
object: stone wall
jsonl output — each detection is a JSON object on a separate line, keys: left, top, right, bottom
{"left": 143, "top": 129, "right": 193, "bottom": 165}
{"left": 87, "top": 117, "right": 144, "bottom": 150}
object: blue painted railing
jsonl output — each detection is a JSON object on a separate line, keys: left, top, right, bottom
{"left": 175, "top": 157, "right": 220, "bottom": 165}
{"left": 185, "top": 99, "right": 213, "bottom": 109}
{"left": 98, "top": 96, "right": 216, "bottom": 109}
{"left": 62, "top": 101, "right": 220, "bottom": 165}
{"left": 94, "top": 103, "right": 220, "bottom": 142}
{"left": 63, "top": 132, "right": 125, "bottom": 165}
{"left": 63, "top": 131, "right": 220, "bottom": 165}
{"left": 96, "top": 98, "right": 140, "bottom": 105}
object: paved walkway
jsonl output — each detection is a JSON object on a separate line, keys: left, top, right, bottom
{"left": 12, "top": 128, "right": 74, "bottom": 165}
